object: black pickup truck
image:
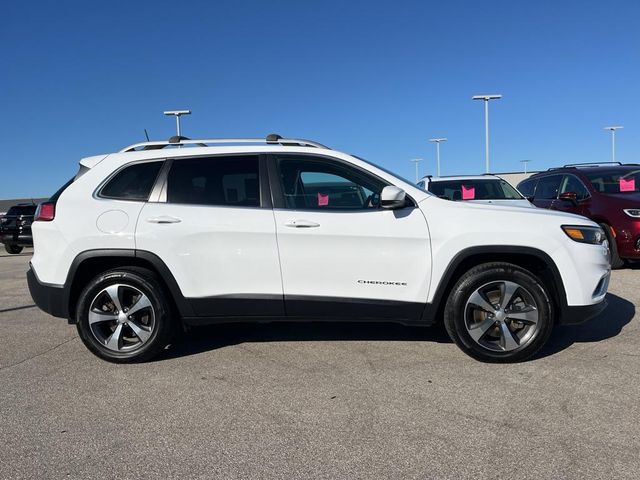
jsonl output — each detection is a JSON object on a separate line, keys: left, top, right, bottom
{"left": 0, "top": 204, "right": 37, "bottom": 254}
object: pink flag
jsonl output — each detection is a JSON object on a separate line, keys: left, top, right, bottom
{"left": 461, "top": 185, "right": 476, "bottom": 200}
{"left": 620, "top": 177, "right": 635, "bottom": 192}
{"left": 317, "top": 192, "right": 329, "bottom": 206}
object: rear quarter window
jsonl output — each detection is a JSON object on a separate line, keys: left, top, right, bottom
{"left": 100, "top": 161, "right": 163, "bottom": 201}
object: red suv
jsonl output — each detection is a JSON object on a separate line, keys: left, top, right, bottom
{"left": 518, "top": 162, "right": 640, "bottom": 268}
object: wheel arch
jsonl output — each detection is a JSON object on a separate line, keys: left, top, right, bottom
{"left": 65, "top": 249, "right": 194, "bottom": 322}
{"left": 423, "top": 246, "right": 567, "bottom": 325}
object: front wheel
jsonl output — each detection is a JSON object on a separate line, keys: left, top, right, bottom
{"left": 5, "top": 244, "right": 23, "bottom": 254}
{"left": 75, "top": 268, "right": 174, "bottom": 363}
{"left": 444, "top": 262, "right": 554, "bottom": 363}
{"left": 599, "top": 223, "right": 624, "bottom": 269}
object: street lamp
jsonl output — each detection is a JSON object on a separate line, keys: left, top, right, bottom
{"left": 604, "top": 126, "right": 623, "bottom": 162}
{"left": 410, "top": 158, "right": 423, "bottom": 183}
{"left": 472, "top": 94, "right": 502, "bottom": 173}
{"left": 520, "top": 159, "right": 532, "bottom": 174}
{"left": 429, "top": 138, "right": 447, "bottom": 177}
{"left": 164, "top": 110, "right": 191, "bottom": 137}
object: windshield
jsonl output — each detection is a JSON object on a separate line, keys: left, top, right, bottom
{"left": 428, "top": 179, "right": 523, "bottom": 201}
{"left": 583, "top": 168, "right": 640, "bottom": 194}
{"left": 5, "top": 205, "right": 37, "bottom": 216}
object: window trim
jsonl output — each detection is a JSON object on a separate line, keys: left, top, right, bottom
{"left": 95, "top": 159, "right": 166, "bottom": 203}
{"left": 267, "top": 153, "right": 416, "bottom": 212}
{"left": 157, "top": 153, "right": 269, "bottom": 209}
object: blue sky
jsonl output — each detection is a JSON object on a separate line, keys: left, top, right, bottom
{"left": 1, "top": 0, "right": 638, "bottom": 198}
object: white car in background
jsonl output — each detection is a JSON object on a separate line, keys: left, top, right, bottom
{"left": 418, "top": 174, "right": 534, "bottom": 208}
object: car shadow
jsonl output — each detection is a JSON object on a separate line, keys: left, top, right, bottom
{"left": 156, "top": 293, "right": 634, "bottom": 362}
{"left": 156, "top": 320, "right": 453, "bottom": 362}
{"left": 535, "top": 293, "right": 635, "bottom": 359}
{"left": 0, "top": 252, "right": 32, "bottom": 259}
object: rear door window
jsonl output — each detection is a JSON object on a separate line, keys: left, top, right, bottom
{"left": 517, "top": 179, "right": 536, "bottom": 197}
{"left": 167, "top": 156, "right": 260, "bottom": 207}
{"left": 534, "top": 175, "right": 562, "bottom": 199}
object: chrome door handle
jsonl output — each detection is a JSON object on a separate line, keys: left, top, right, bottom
{"left": 147, "top": 215, "right": 182, "bottom": 224}
{"left": 284, "top": 219, "right": 320, "bottom": 228}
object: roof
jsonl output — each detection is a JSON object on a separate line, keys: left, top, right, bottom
{"left": 530, "top": 163, "right": 640, "bottom": 178}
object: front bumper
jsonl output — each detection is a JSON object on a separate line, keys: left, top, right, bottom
{"left": 27, "top": 266, "right": 69, "bottom": 319}
{"left": 559, "top": 298, "right": 608, "bottom": 325}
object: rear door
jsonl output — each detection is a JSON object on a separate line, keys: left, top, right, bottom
{"left": 136, "top": 154, "right": 284, "bottom": 317}
{"left": 531, "top": 174, "right": 562, "bottom": 209}
{"left": 269, "top": 154, "right": 431, "bottom": 322}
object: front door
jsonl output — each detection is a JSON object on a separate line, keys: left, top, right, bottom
{"left": 270, "top": 154, "right": 431, "bottom": 322}
{"left": 551, "top": 174, "right": 591, "bottom": 216}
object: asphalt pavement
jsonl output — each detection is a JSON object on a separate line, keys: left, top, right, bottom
{"left": 1, "top": 250, "right": 639, "bottom": 479}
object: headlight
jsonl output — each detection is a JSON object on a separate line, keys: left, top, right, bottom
{"left": 623, "top": 209, "right": 640, "bottom": 218}
{"left": 561, "top": 225, "right": 606, "bottom": 245}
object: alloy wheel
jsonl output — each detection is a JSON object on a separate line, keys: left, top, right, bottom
{"left": 464, "top": 280, "right": 540, "bottom": 352}
{"left": 88, "top": 284, "right": 155, "bottom": 352}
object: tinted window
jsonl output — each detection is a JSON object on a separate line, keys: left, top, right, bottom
{"left": 101, "top": 162, "right": 163, "bottom": 201}
{"left": 534, "top": 175, "right": 562, "bottom": 199}
{"left": 517, "top": 179, "right": 536, "bottom": 197}
{"left": 167, "top": 156, "right": 260, "bottom": 207}
{"left": 428, "top": 179, "right": 523, "bottom": 201}
{"left": 560, "top": 175, "right": 590, "bottom": 200}
{"left": 277, "top": 156, "right": 386, "bottom": 210}
{"left": 583, "top": 168, "right": 640, "bottom": 194}
{"left": 6, "top": 205, "right": 37, "bottom": 216}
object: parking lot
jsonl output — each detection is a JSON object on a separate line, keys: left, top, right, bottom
{"left": 0, "top": 250, "right": 638, "bottom": 479}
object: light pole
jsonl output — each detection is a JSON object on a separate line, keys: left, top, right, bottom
{"left": 472, "top": 94, "right": 502, "bottom": 173}
{"left": 164, "top": 110, "right": 192, "bottom": 137}
{"left": 604, "top": 126, "right": 623, "bottom": 162}
{"left": 520, "top": 159, "right": 531, "bottom": 174}
{"left": 410, "top": 158, "right": 423, "bottom": 183}
{"left": 429, "top": 138, "right": 447, "bottom": 177}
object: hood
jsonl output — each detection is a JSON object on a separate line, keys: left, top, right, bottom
{"left": 419, "top": 195, "right": 594, "bottom": 224}
{"left": 466, "top": 199, "right": 535, "bottom": 208}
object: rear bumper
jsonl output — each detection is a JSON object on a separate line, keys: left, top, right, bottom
{"left": 26, "top": 265, "right": 69, "bottom": 319}
{"left": 1, "top": 232, "right": 33, "bottom": 246}
{"left": 559, "top": 298, "right": 608, "bottom": 325}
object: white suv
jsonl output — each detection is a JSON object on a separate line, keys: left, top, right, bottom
{"left": 28, "top": 134, "right": 610, "bottom": 363}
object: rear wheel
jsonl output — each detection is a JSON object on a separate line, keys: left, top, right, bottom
{"left": 75, "top": 268, "right": 174, "bottom": 363}
{"left": 599, "top": 223, "right": 624, "bottom": 269}
{"left": 4, "top": 244, "right": 23, "bottom": 254}
{"left": 444, "top": 262, "right": 554, "bottom": 363}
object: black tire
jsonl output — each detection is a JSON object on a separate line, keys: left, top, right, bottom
{"left": 444, "top": 262, "right": 554, "bottom": 363}
{"left": 75, "top": 267, "right": 175, "bottom": 363}
{"left": 599, "top": 223, "right": 624, "bottom": 269}
{"left": 5, "top": 244, "right": 23, "bottom": 254}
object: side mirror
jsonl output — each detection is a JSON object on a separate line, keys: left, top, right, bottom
{"left": 525, "top": 196, "right": 534, "bottom": 202}
{"left": 380, "top": 186, "right": 406, "bottom": 209}
{"left": 558, "top": 191, "right": 578, "bottom": 204}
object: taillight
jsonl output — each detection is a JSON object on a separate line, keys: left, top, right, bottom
{"left": 34, "top": 202, "right": 55, "bottom": 222}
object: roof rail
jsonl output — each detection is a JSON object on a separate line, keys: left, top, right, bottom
{"left": 562, "top": 162, "right": 622, "bottom": 168}
{"left": 119, "top": 133, "right": 330, "bottom": 153}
